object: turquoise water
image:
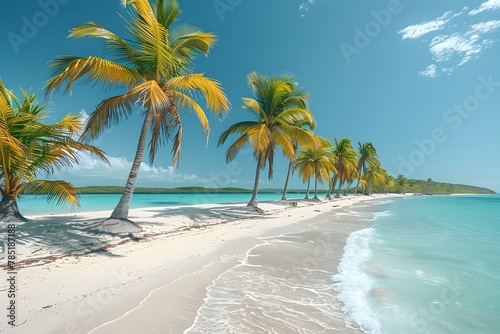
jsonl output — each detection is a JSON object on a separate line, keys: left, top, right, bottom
{"left": 335, "top": 195, "right": 500, "bottom": 334}
{"left": 16, "top": 192, "right": 307, "bottom": 216}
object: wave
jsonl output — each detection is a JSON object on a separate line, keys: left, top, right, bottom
{"left": 332, "top": 228, "right": 380, "bottom": 334}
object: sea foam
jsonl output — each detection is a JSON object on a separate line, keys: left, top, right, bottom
{"left": 332, "top": 228, "right": 381, "bottom": 334}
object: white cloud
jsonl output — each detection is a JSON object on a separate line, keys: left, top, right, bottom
{"left": 299, "top": 0, "right": 317, "bottom": 16}
{"left": 398, "top": 10, "right": 463, "bottom": 40}
{"left": 418, "top": 64, "right": 437, "bottom": 78}
{"left": 53, "top": 153, "right": 201, "bottom": 186}
{"left": 401, "top": 5, "right": 500, "bottom": 78}
{"left": 470, "top": 20, "right": 500, "bottom": 33}
{"left": 469, "top": 0, "right": 500, "bottom": 15}
{"left": 426, "top": 21, "right": 500, "bottom": 71}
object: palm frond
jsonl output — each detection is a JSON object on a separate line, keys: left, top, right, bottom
{"left": 274, "top": 108, "right": 315, "bottom": 127}
{"left": 153, "top": 0, "right": 181, "bottom": 28}
{"left": 20, "top": 180, "right": 80, "bottom": 207}
{"left": 148, "top": 102, "right": 180, "bottom": 165}
{"left": 174, "top": 92, "right": 209, "bottom": 142}
{"left": 272, "top": 129, "right": 295, "bottom": 160}
{"left": 247, "top": 123, "right": 272, "bottom": 153}
{"left": 45, "top": 56, "right": 141, "bottom": 94}
{"left": 80, "top": 92, "right": 137, "bottom": 141}
{"left": 124, "top": 0, "right": 173, "bottom": 76}
{"left": 169, "top": 24, "right": 216, "bottom": 60}
{"left": 217, "top": 121, "right": 259, "bottom": 146}
{"left": 69, "top": 22, "right": 135, "bottom": 62}
{"left": 225, "top": 133, "right": 248, "bottom": 162}
{"left": 167, "top": 74, "right": 229, "bottom": 114}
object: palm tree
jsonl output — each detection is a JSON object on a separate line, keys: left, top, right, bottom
{"left": 396, "top": 174, "right": 408, "bottom": 193}
{"left": 381, "top": 169, "right": 394, "bottom": 194}
{"left": 354, "top": 142, "right": 379, "bottom": 194}
{"left": 218, "top": 72, "right": 316, "bottom": 208}
{"left": 0, "top": 80, "right": 108, "bottom": 222}
{"left": 45, "top": 0, "right": 229, "bottom": 232}
{"left": 281, "top": 142, "right": 298, "bottom": 201}
{"left": 281, "top": 127, "right": 317, "bottom": 200}
{"left": 326, "top": 138, "right": 358, "bottom": 198}
{"left": 293, "top": 138, "right": 336, "bottom": 200}
{"left": 362, "top": 163, "right": 385, "bottom": 195}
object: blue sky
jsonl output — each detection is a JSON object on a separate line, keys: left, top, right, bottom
{"left": 1, "top": 0, "right": 500, "bottom": 192}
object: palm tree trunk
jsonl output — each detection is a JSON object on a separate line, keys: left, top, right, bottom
{"left": 313, "top": 172, "right": 319, "bottom": 200}
{"left": 248, "top": 155, "right": 262, "bottom": 207}
{"left": 95, "top": 109, "right": 154, "bottom": 233}
{"left": 281, "top": 162, "right": 292, "bottom": 200}
{"left": 0, "top": 194, "right": 27, "bottom": 222}
{"left": 354, "top": 179, "right": 360, "bottom": 194}
{"left": 336, "top": 177, "right": 343, "bottom": 198}
{"left": 326, "top": 175, "right": 337, "bottom": 198}
{"left": 305, "top": 178, "right": 310, "bottom": 199}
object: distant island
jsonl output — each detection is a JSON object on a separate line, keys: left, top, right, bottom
{"left": 75, "top": 179, "right": 496, "bottom": 195}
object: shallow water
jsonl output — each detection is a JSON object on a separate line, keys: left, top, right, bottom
{"left": 184, "top": 200, "right": 385, "bottom": 333}
{"left": 335, "top": 195, "right": 500, "bottom": 334}
{"left": 17, "top": 192, "right": 309, "bottom": 216}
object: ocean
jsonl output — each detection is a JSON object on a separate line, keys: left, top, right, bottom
{"left": 16, "top": 192, "right": 308, "bottom": 216}
{"left": 335, "top": 194, "right": 500, "bottom": 334}
{"left": 183, "top": 194, "right": 500, "bottom": 333}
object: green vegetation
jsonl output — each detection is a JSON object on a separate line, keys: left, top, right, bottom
{"left": 293, "top": 137, "right": 336, "bottom": 200}
{"left": 44, "top": 0, "right": 229, "bottom": 232}
{"left": 1, "top": 0, "right": 496, "bottom": 233}
{"left": 218, "top": 72, "right": 316, "bottom": 207}
{"left": 380, "top": 176, "right": 496, "bottom": 195}
{"left": 0, "top": 79, "right": 108, "bottom": 222}
{"left": 76, "top": 180, "right": 495, "bottom": 195}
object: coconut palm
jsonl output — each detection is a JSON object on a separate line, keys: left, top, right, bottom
{"left": 355, "top": 142, "right": 379, "bottom": 194}
{"left": 326, "top": 138, "right": 358, "bottom": 198}
{"left": 218, "top": 72, "right": 316, "bottom": 208}
{"left": 0, "top": 80, "right": 108, "bottom": 222}
{"left": 293, "top": 138, "right": 336, "bottom": 200}
{"left": 396, "top": 174, "right": 408, "bottom": 193}
{"left": 362, "top": 163, "right": 385, "bottom": 195}
{"left": 281, "top": 125, "right": 317, "bottom": 200}
{"left": 281, "top": 142, "right": 298, "bottom": 201}
{"left": 381, "top": 169, "right": 394, "bottom": 194}
{"left": 45, "top": 0, "right": 229, "bottom": 232}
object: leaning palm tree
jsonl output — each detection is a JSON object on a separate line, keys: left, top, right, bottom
{"left": 218, "top": 72, "right": 316, "bottom": 208}
{"left": 355, "top": 142, "right": 379, "bottom": 194}
{"left": 0, "top": 80, "right": 108, "bottom": 222}
{"left": 293, "top": 138, "right": 336, "bottom": 200}
{"left": 326, "top": 138, "right": 358, "bottom": 198}
{"left": 281, "top": 142, "right": 298, "bottom": 201}
{"left": 45, "top": 0, "right": 229, "bottom": 232}
{"left": 281, "top": 126, "right": 317, "bottom": 200}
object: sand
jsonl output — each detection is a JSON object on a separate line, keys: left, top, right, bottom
{"left": 0, "top": 194, "right": 401, "bottom": 333}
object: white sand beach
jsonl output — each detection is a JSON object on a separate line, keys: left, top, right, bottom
{"left": 1, "top": 194, "right": 401, "bottom": 334}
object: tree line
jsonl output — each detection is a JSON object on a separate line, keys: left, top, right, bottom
{"left": 1, "top": 0, "right": 492, "bottom": 233}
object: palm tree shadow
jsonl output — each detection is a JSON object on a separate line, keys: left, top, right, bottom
{"left": 4, "top": 215, "right": 135, "bottom": 263}
{"left": 142, "top": 204, "right": 273, "bottom": 227}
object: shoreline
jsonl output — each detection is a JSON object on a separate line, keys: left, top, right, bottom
{"left": 1, "top": 194, "right": 402, "bottom": 333}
